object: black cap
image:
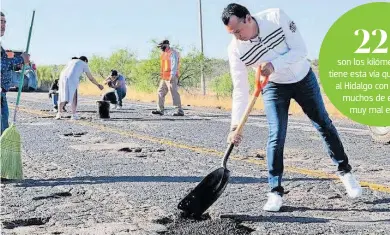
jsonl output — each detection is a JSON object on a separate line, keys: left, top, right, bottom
{"left": 111, "top": 70, "right": 118, "bottom": 76}
{"left": 157, "top": 40, "right": 170, "bottom": 48}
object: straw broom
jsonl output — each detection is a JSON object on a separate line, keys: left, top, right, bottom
{"left": 0, "top": 10, "right": 35, "bottom": 180}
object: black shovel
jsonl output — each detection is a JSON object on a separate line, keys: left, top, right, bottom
{"left": 177, "top": 67, "right": 269, "bottom": 218}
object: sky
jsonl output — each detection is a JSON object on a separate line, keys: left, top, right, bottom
{"left": 1, "top": 0, "right": 385, "bottom": 65}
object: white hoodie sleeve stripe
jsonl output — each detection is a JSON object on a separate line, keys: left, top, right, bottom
{"left": 227, "top": 8, "right": 310, "bottom": 129}
{"left": 270, "top": 9, "right": 308, "bottom": 72}
{"left": 228, "top": 45, "right": 249, "bottom": 128}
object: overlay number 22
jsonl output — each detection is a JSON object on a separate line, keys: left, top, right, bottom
{"left": 354, "top": 29, "right": 388, "bottom": 54}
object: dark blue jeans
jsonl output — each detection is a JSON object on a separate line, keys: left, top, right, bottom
{"left": 1, "top": 92, "right": 9, "bottom": 134}
{"left": 103, "top": 90, "right": 127, "bottom": 106}
{"left": 116, "top": 89, "right": 126, "bottom": 107}
{"left": 52, "top": 93, "right": 59, "bottom": 109}
{"left": 261, "top": 68, "right": 351, "bottom": 195}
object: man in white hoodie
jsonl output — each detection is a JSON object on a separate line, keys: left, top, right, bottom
{"left": 222, "top": 3, "right": 362, "bottom": 212}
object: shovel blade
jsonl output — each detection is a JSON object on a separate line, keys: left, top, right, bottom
{"left": 178, "top": 167, "right": 230, "bottom": 218}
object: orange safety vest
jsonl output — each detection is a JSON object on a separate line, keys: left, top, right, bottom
{"left": 160, "top": 49, "right": 180, "bottom": 80}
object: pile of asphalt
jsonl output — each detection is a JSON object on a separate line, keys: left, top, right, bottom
{"left": 160, "top": 213, "right": 254, "bottom": 235}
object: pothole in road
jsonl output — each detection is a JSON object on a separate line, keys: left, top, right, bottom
{"left": 118, "top": 147, "right": 165, "bottom": 153}
{"left": 32, "top": 191, "right": 72, "bottom": 201}
{"left": 156, "top": 213, "right": 254, "bottom": 235}
{"left": 118, "top": 147, "right": 166, "bottom": 158}
{"left": 119, "top": 147, "right": 143, "bottom": 153}
{"left": 154, "top": 217, "right": 174, "bottom": 225}
{"left": 2, "top": 217, "right": 51, "bottom": 229}
{"left": 70, "top": 143, "right": 165, "bottom": 158}
{"left": 250, "top": 150, "right": 266, "bottom": 160}
{"left": 63, "top": 132, "right": 88, "bottom": 137}
{"left": 39, "top": 115, "right": 57, "bottom": 119}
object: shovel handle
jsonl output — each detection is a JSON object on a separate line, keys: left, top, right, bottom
{"left": 222, "top": 66, "right": 269, "bottom": 168}
{"left": 235, "top": 66, "right": 268, "bottom": 136}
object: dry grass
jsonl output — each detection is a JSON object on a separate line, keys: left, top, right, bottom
{"left": 78, "top": 82, "right": 345, "bottom": 118}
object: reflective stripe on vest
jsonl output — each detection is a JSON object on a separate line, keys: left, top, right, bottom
{"left": 160, "top": 49, "right": 180, "bottom": 81}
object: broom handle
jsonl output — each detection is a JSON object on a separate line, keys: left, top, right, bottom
{"left": 221, "top": 67, "right": 269, "bottom": 168}
{"left": 13, "top": 10, "right": 35, "bottom": 123}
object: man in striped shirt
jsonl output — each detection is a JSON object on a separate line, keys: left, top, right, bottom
{"left": 222, "top": 3, "right": 362, "bottom": 212}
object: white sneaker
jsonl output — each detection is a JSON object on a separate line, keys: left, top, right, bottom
{"left": 113, "top": 104, "right": 118, "bottom": 109}
{"left": 263, "top": 192, "right": 283, "bottom": 212}
{"left": 55, "top": 113, "right": 62, "bottom": 120}
{"left": 116, "top": 106, "right": 122, "bottom": 110}
{"left": 71, "top": 114, "right": 80, "bottom": 120}
{"left": 339, "top": 172, "right": 362, "bottom": 198}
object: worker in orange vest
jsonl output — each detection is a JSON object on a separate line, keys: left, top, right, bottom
{"left": 152, "top": 40, "right": 184, "bottom": 116}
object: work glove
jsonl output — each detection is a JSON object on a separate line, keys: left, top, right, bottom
{"left": 227, "top": 125, "right": 243, "bottom": 147}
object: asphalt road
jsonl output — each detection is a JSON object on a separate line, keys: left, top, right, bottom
{"left": 1, "top": 92, "right": 389, "bottom": 235}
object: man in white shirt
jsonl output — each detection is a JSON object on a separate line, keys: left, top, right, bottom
{"left": 222, "top": 3, "right": 362, "bottom": 212}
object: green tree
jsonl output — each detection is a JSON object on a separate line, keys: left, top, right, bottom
{"left": 211, "top": 72, "right": 233, "bottom": 98}
{"left": 178, "top": 47, "right": 212, "bottom": 93}
{"left": 107, "top": 49, "right": 137, "bottom": 82}
{"left": 88, "top": 55, "right": 109, "bottom": 80}
{"left": 132, "top": 47, "right": 161, "bottom": 93}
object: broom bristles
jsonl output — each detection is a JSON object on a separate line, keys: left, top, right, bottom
{"left": 0, "top": 124, "right": 23, "bottom": 180}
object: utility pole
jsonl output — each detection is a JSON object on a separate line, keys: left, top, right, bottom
{"left": 198, "top": 0, "right": 206, "bottom": 95}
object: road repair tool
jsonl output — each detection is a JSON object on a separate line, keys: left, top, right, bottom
{"left": 1, "top": 10, "right": 35, "bottom": 180}
{"left": 177, "top": 66, "right": 269, "bottom": 218}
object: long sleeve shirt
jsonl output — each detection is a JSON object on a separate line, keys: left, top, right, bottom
{"left": 170, "top": 49, "right": 179, "bottom": 77}
{"left": 228, "top": 8, "right": 311, "bottom": 127}
{"left": 1, "top": 47, "right": 24, "bottom": 91}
